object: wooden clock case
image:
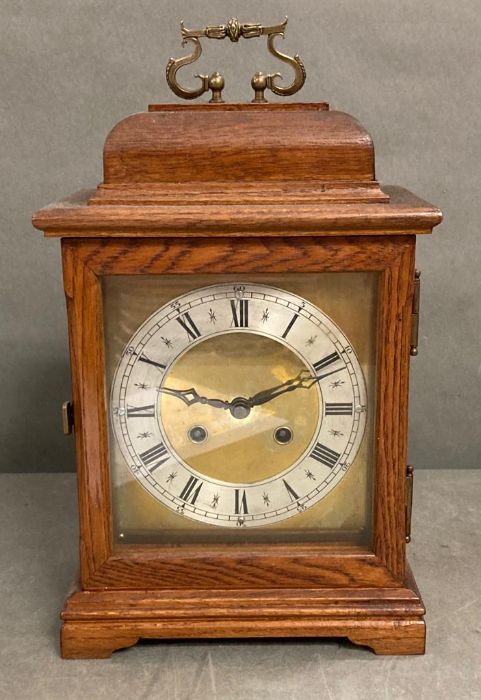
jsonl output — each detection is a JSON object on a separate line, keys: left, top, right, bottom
{"left": 33, "top": 103, "right": 442, "bottom": 658}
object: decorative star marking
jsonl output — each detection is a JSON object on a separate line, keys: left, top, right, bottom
{"left": 161, "top": 336, "right": 173, "bottom": 349}
{"left": 166, "top": 471, "right": 177, "bottom": 483}
{"left": 262, "top": 492, "right": 270, "bottom": 506}
{"left": 134, "top": 382, "right": 150, "bottom": 390}
{"left": 329, "top": 429, "right": 344, "bottom": 438}
{"left": 261, "top": 308, "right": 270, "bottom": 323}
{"left": 306, "top": 335, "right": 317, "bottom": 347}
{"left": 305, "top": 469, "right": 316, "bottom": 480}
{"left": 137, "top": 431, "right": 152, "bottom": 439}
{"left": 209, "top": 308, "right": 217, "bottom": 324}
{"left": 330, "top": 379, "right": 345, "bottom": 389}
{"left": 211, "top": 494, "right": 220, "bottom": 508}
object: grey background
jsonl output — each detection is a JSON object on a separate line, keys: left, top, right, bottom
{"left": 1, "top": 0, "right": 479, "bottom": 473}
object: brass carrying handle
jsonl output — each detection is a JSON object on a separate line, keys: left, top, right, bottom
{"left": 166, "top": 17, "right": 306, "bottom": 103}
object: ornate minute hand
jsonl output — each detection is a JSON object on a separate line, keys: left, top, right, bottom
{"left": 248, "top": 367, "right": 344, "bottom": 408}
{"left": 158, "top": 386, "right": 230, "bottom": 410}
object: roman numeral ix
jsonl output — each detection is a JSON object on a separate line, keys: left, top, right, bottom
{"left": 127, "top": 404, "right": 155, "bottom": 418}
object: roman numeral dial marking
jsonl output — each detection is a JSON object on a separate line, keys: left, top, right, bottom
{"left": 179, "top": 476, "right": 203, "bottom": 504}
{"left": 234, "top": 489, "right": 248, "bottom": 515}
{"left": 139, "top": 442, "right": 169, "bottom": 472}
{"left": 230, "top": 299, "right": 249, "bottom": 327}
{"left": 283, "top": 479, "right": 300, "bottom": 502}
{"left": 176, "top": 312, "right": 201, "bottom": 341}
{"left": 138, "top": 354, "right": 166, "bottom": 370}
{"left": 313, "top": 351, "right": 341, "bottom": 374}
{"left": 311, "top": 443, "right": 341, "bottom": 469}
{"left": 127, "top": 404, "right": 155, "bottom": 418}
{"left": 325, "top": 402, "right": 353, "bottom": 416}
{"left": 282, "top": 313, "right": 299, "bottom": 339}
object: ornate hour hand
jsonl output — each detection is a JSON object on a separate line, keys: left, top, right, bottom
{"left": 158, "top": 386, "right": 231, "bottom": 410}
{"left": 158, "top": 365, "right": 345, "bottom": 416}
{"left": 248, "top": 367, "right": 344, "bottom": 408}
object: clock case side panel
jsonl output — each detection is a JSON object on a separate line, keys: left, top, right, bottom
{"left": 62, "top": 242, "right": 112, "bottom": 583}
{"left": 61, "top": 235, "right": 415, "bottom": 591}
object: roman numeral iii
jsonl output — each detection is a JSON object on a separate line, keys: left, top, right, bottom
{"left": 325, "top": 403, "right": 353, "bottom": 416}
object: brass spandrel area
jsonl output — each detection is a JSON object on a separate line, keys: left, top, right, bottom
{"left": 103, "top": 272, "right": 379, "bottom": 545}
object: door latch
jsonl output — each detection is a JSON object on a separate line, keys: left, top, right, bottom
{"left": 62, "top": 400, "right": 74, "bottom": 435}
{"left": 405, "top": 464, "right": 414, "bottom": 543}
{"left": 410, "top": 270, "right": 421, "bottom": 356}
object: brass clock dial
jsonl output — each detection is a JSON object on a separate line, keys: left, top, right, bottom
{"left": 111, "top": 283, "right": 368, "bottom": 528}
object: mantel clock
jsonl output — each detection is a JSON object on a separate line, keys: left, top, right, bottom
{"left": 33, "top": 18, "right": 442, "bottom": 658}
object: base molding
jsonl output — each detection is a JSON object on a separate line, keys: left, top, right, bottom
{"left": 60, "top": 566, "right": 425, "bottom": 659}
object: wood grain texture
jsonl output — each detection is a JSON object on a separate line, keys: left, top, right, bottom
{"left": 62, "top": 247, "right": 112, "bottom": 584}
{"left": 61, "top": 235, "right": 414, "bottom": 591}
{"left": 33, "top": 186, "right": 442, "bottom": 237}
{"left": 60, "top": 565, "right": 425, "bottom": 658}
{"left": 373, "top": 240, "right": 416, "bottom": 580}
{"left": 100, "top": 106, "right": 375, "bottom": 184}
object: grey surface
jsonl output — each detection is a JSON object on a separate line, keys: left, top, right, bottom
{"left": 1, "top": 1, "right": 480, "bottom": 473}
{"left": 0, "top": 470, "right": 480, "bottom": 699}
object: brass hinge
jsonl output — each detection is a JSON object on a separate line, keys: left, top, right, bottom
{"left": 410, "top": 270, "right": 421, "bottom": 356}
{"left": 62, "top": 400, "right": 74, "bottom": 435}
{"left": 405, "top": 464, "right": 414, "bottom": 543}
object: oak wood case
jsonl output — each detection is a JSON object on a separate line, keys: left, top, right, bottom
{"left": 32, "top": 103, "right": 442, "bottom": 658}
